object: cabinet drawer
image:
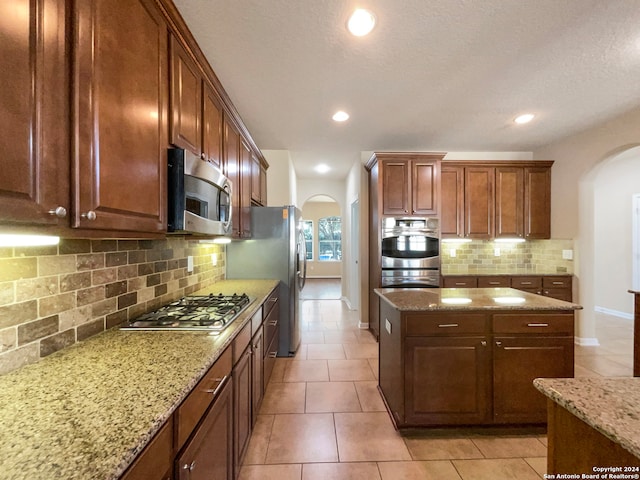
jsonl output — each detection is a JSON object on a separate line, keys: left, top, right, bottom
{"left": 264, "top": 299, "right": 279, "bottom": 348}
{"left": 406, "top": 313, "right": 488, "bottom": 336}
{"left": 264, "top": 326, "right": 279, "bottom": 387}
{"left": 477, "top": 276, "right": 510, "bottom": 288}
{"left": 120, "top": 417, "right": 173, "bottom": 480}
{"left": 233, "top": 321, "right": 252, "bottom": 364}
{"left": 176, "top": 346, "right": 232, "bottom": 450}
{"left": 492, "top": 313, "right": 574, "bottom": 335}
{"left": 263, "top": 288, "right": 279, "bottom": 319}
{"left": 442, "top": 276, "right": 478, "bottom": 288}
{"left": 511, "top": 276, "right": 542, "bottom": 289}
{"left": 543, "top": 276, "right": 571, "bottom": 289}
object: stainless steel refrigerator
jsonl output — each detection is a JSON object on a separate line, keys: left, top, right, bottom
{"left": 226, "top": 206, "right": 307, "bottom": 356}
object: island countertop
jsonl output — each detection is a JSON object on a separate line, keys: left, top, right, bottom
{"left": 0, "top": 279, "right": 278, "bottom": 480}
{"left": 375, "top": 287, "right": 582, "bottom": 311}
{"left": 534, "top": 377, "right": 640, "bottom": 459}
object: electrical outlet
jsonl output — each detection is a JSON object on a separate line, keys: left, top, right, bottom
{"left": 211, "top": 253, "right": 217, "bottom": 266}
{"left": 562, "top": 249, "right": 573, "bottom": 260}
{"left": 187, "top": 256, "right": 194, "bottom": 273}
{"left": 494, "top": 248, "right": 500, "bottom": 257}
{"left": 449, "top": 248, "right": 456, "bottom": 258}
{"left": 385, "top": 319, "right": 392, "bottom": 334}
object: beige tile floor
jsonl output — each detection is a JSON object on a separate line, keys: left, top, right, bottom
{"left": 239, "top": 300, "right": 634, "bottom": 480}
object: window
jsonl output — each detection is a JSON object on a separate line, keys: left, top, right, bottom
{"left": 302, "top": 220, "right": 313, "bottom": 260}
{"left": 318, "top": 216, "right": 341, "bottom": 261}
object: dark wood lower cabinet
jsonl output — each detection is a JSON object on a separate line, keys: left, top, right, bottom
{"left": 493, "top": 336, "right": 574, "bottom": 424}
{"left": 251, "top": 327, "right": 264, "bottom": 427}
{"left": 379, "top": 304, "right": 575, "bottom": 428}
{"left": 405, "top": 336, "right": 490, "bottom": 425}
{"left": 120, "top": 417, "right": 174, "bottom": 480}
{"left": 176, "top": 378, "right": 233, "bottom": 480}
{"left": 233, "top": 346, "right": 252, "bottom": 470}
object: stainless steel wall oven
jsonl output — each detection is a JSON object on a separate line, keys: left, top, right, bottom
{"left": 381, "top": 217, "right": 440, "bottom": 288}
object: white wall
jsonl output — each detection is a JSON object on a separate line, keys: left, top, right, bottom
{"left": 263, "top": 150, "right": 297, "bottom": 206}
{"left": 534, "top": 105, "right": 640, "bottom": 342}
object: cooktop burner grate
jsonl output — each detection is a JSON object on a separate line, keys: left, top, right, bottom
{"left": 120, "top": 293, "right": 251, "bottom": 332}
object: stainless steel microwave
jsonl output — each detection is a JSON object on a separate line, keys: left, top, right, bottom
{"left": 167, "top": 148, "right": 232, "bottom": 235}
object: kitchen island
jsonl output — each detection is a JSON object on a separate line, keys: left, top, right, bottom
{"left": 375, "top": 287, "right": 582, "bottom": 428}
{"left": 0, "top": 279, "right": 278, "bottom": 480}
{"left": 534, "top": 377, "right": 640, "bottom": 473}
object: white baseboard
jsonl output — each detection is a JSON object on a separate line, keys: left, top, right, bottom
{"left": 574, "top": 337, "right": 600, "bottom": 346}
{"left": 358, "top": 322, "right": 369, "bottom": 329}
{"left": 594, "top": 306, "right": 633, "bottom": 321}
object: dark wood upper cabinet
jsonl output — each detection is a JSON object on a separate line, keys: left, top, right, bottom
{"left": 202, "top": 81, "right": 223, "bottom": 168}
{"left": 73, "top": 0, "right": 167, "bottom": 232}
{"left": 464, "top": 166, "right": 494, "bottom": 239}
{"left": 170, "top": 36, "right": 201, "bottom": 155}
{"left": 412, "top": 160, "right": 439, "bottom": 215}
{"left": 240, "top": 139, "right": 252, "bottom": 237}
{"left": 0, "top": 0, "right": 69, "bottom": 226}
{"left": 381, "top": 159, "right": 411, "bottom": 215}
{"left": 524, "top": 167, "right": 551, "bottom": 239}
{"left": 223, "top": 117, "right": 241, "bottom": 237}
{"left": 495, "top": 167, "right": 524, "bottom": 239}
{"left": 440, "top": 166, "right": 464, "bottom": 238}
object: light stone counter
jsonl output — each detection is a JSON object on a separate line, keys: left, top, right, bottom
{"left": 0, "top": 279, "right": 278, "bottom": 480}
{"left": 375, "top": 287, "right": 582, "bottom": 311}
{"left": 534, "top": 377, "right": 640, "bottom": 459}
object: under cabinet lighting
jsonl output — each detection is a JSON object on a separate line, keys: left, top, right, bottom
{"left": 0, "top": 234, "right": 60, "bottom": 247}
{"left": 200, "top": 237, "right": 232, "bottom": 244}
{"left": 494, "top": 238, "right": 526, "bottom": 243}
{"left": 441, "top": 238, "right": 472, "bottom": 243}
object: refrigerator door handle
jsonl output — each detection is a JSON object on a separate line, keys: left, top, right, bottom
{"left": 297, "top": 229, "right": 307, "bottom": 290}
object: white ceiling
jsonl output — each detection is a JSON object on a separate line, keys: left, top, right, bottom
{"left": 173, "top": 0, "right": 640, "bottom": 180}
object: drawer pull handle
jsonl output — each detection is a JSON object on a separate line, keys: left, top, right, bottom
{"left": 454, "top": 282, "right": 466, "bottom": 286}
{"left": 520, "top": 281, "right": 532, "bottom": 285}
{"left": 203, "top": 375, "right": 228, "bottom": 397}
{"left": 267, "top": 320, "right": 278, "bottom": 326}
{"left": 438, "top": 323, "right": 459, "bottom": 328}
{"left": 268, "top": 351, "right": 277, "bottom": 358}
{"left": 488, "top": 282, "right": 500, "bottom": 285}
{"left": 183, "top": 461, "right": 196, "bottom": 472}
{"left": 552, "top": 281, "right": 564, "bottom": 285}
{"left": 527, "top": 323, "right": 549, "bottom": 327}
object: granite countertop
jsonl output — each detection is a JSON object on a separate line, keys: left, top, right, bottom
{"left": 375, "top": 287, "right": 582, "bottom": 311}
{"left": 534, "top": 377, "right": 640, "bottom": 459}
{"left": 441, "top": 267, "right": 571, "bottom": 276}
{"left": 0, "top": 279, "right": 278, "bottom": 480}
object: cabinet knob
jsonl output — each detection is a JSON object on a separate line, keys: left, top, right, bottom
{"left": 48, "top": 206, "right": 67, "bottom": 218}
{"left": 481, "top": 341, "right": 487, "bottom": 347}
{"left": 81, "top": 210, "right": 97, "bottom": 221}
{"left": 201, "top": 152, "right": 206, "bottom": 160}
{"left": 183, "top": 461, "right": 196, "bottom": 472}
{"left": 495, "top": 341, "right": 503, "bottom": 347}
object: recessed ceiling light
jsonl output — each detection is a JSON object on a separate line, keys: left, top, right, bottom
{"left": 315, "top": 164, "right": 331, "bottom": 174}
{"left": 347, "top": 9, "right": 376, "bottom": 36}
{"left": 514, "top": 113, "right": 535, "bottom": 124}
{"left": 332, "top": 111, "right": 349, "bottom": 122}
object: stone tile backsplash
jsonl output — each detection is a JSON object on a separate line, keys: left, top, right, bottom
{"left": 441, "top": 239, "right": 574, "bottom": 273}
{"left": 0, "top": 238, "right": 225, "bottom": 375}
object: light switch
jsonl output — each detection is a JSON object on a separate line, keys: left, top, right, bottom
{"left": 562, "top": 249, "right": 573, "bottom": 260}
{"left": 385, "top": 319, "right": 392, "bottom": 334}
{"left": 494, "top": 248, "right": 500, "bottom": 257}
{"left": 211, "top": 253, "right": 217, "bottom": 266}
{"left": 449, "top": 248, "right": 457, "bottom": 258}
{"left": 187, "top": 255, "right": 194, "bottom": 273}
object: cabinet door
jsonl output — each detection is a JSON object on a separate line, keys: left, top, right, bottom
{"left": 202, "top": 82, "right": 222, "bottom": 168}
{"left": 493, "top": 336, "right": 573, "bottom": 424}
{"left": 251, "top": 327, "right": 264, "bottom": 427}
{"left": 73, "top": 0, "right": 167, "bottom": 232}
{"left": 240, "top": 140, "right": 252, "bottom": 237}
{"left": 121, "top": 417, "right": 173, "bottom": 480}
{"left": 405, "top": 336, "right": 490, "bottom": 425}
{"left": 495, "top": 167, "right": 524, "bottom": 239}
{"left": 440, "top": 166, "right": 464, "bottom": 238}
{"left": 524, "top": 167, "right": 551, "bottom": 239}
{"left": 176, "top": 379, "right": 233, "bottom": 480}
{"left": 223, "top": 117, "right": 241, "bottom": 237}
{"left": 233, "top": 347, "right": 252, "bottom": 470}
{"left": 464, "top": 167, "right": 494, "bottom": 238}
{"left": 260, "top": 163, "right": 268, "bottom": 206}
{"left": 0, "top": 0, "right": 68, "bottom": 225}
{"left": 170, "top": 37, "right": 201, "bottom": 155}
{"left": 412, "top": 160, "right": 439, "bottom": 215}
{"left": 381, "top": 159, "right": 410, "bottom": 215}
{"left": 251, "top": 154, "right": 262, "bottom": 205}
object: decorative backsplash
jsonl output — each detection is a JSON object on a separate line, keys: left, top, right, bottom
{"left": 0, "top": 238, "right": 225, "bottom": 375}
{"left": 441, "top": 239, "right": 574, "bottom": 273}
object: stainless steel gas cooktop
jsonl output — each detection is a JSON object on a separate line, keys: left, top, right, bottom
{"left": 121, "top": 293, "right": 251, "bottom": 333}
